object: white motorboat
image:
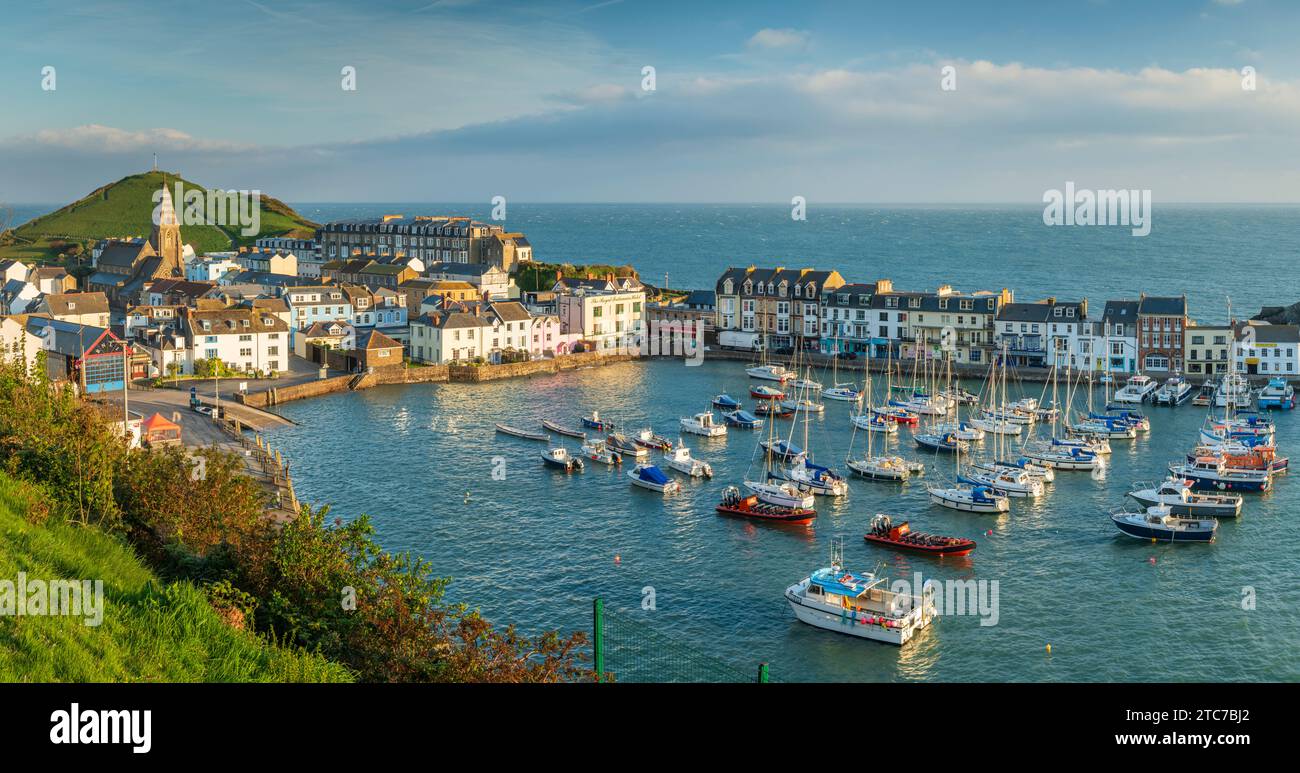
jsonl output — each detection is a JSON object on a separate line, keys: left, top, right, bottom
{"left": 780, "top": 458, "right": 848, "bottom": 496}
{"left": 1022, "top": 441, "right": 1102, "bottom": 470}
{"left": 581, "top": 438, "right": 622, "bottom": 466}
{"left": 1152, "top": 375, "right": 1193, "bottom": 406}
{"left": 847, "top": 455, "right": 917, "bottom": 481}
{"left": 541, "top": 446, "right": 585, "bottom": 472}
{"left": 664, "top": 446, "right": 713, "bottom": 478}
{"left": 679, "top": 411, "right": 727, "bottom": 437}
{"left": 1113, "top": 374, "right": 1157, "bottom": 403}
{"left": 934, "top": 421, "right": 985, "bottom": 442}
{"left": 790, "top": 377, "right": 823, "bottom": 392}
{"left": 822, "top": 383, "right": 863, "bottom": 402}
{"left": 850, "top": 412, "right": 898, "bottom": 433}
{"left": 1127, "top": 477, "right": 1242, "bottom": 518}
{"left": 960, "top": 466, "right": 1044, "bottom": 498}
{"left": 746, "top": 364, "right": 792, "bottom": 382}
{"left": 1214, "top": 373, "right": 1252, "bottom": 409}
{"left": 969, "top": 416, "right": 1023, "bottom": 436}
{"left": 781, "top": 398, "right": 824, "bottom": 414}
{"left": 1109, "top": 505, "right": 1217, "bottom": 543}
{"left": 784, "top": 541, "right": 936, "bottom": 646}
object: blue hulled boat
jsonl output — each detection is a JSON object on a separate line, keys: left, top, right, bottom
{"left": 723, "top": 409, "right": 763, "bottom": 429}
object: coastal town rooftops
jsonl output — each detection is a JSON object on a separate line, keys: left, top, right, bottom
{"left": 186, "top": 308, "right": 289, "bottom": 334}
{"left": 1102, "top": 299, "right": 1140, "bottom": 324}
{"left": 822, "top": 283, "right": 877, "bottom": 306}
{"left": 41, "top": 291, "right": 110, "bottom": 317}
{"left": 997, "top": 302, "right": 1056, "bottom": 323}
{"left": 869, "top": 289, "right": 1001, "bottom": 313}
{"left": 1239, "top": 322, "right": 1300, "bottom": 344}
{"left": 715, "top": 266, "right": 841, "bottom": 297}
{"left": 303, "top": 319, "right": 353, "bottom": 337}
{"left": 414, "top": 309, "right": 491, "bottom": 330}
{"left": 145, "top": 278, "right": 216, "bottom": 297}
{"left": 488, "top": 300, "right": 532, "bottom": 323}
{"left": 250, "top": 297, "right": 291, "bottom": 312}
{"left": 1138, "top": 294, "right": 1188, "bottom": 317}
{"left": 25, "top": 316, "right": 123, "bottom": 357}
{"left": 355, "top": 328, "right": 402, "bottom": 351}
{"left": 284, "top": 286, "right": 346, "bottom": 302}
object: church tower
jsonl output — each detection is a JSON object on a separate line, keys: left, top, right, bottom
{"left": 149, "top": 179, "right": 184, "bottom": 275}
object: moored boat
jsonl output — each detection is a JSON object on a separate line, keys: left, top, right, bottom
{"left": 495, "top": 423, "right": 549, "bottom": 441}
{"left": 746, "top": 363, "right": 792, "bottom": 382}
{"left": 1128, "top": 477, "right": 1242, "bottom": 518}
{"left": 1153, "top": 376, "right": 1193, "bottom": 406}
{"left": 847, "top": 455, "right": 918, "bottom": 481}
{"left": 633, "top": 428, "right": 674, "bottom": 451}
{"left": 927, "top": 483, "right": 1010, "bottom": 513}
{"left": 627, "top": 463, "right": 680, "bottom": 493}
{"left": 541, "top": 419, "right": 586, "bottom": 438}
{"left": 822, "top": 383, "right": 863, "bottom": 402}
{"left": 1168, "top": 456, "right": 1271, "bottom": 492}
{"left": 864, "top": 514, "right": 975, "bottom": 556}
{"left": 680, "top": 411, "right": 727, "bottom": 437}
{"left": 711, "top": 394, "right": 742, "bottom": 410}
{"left": 582, "top": 411, "right": 617, "bottom": 432}
{"left": 754, "top": 400, "right": 794, "bottom": 418}
{"left": 743, "top": 479, "right": 815, "bottom": 509}
{"left": 1113, "top": 374, "right": 1157, "bottom": 403}
{"left": 781, "top": 397, "right": 824, "bottom": 414}
{"left": 760, "top": 438, "right": 804, "bottom": 462}
{"left": 723, "top": 409, "right": 764, "bottom": 429}
{"left": 1257, "top": 377, "right": 1295, "bottom": 410}
{"left": 605, "top": 432, "right": 649, "bottom": 459}
{"left": 716, "top": 485, "right": 815, "bottom": 524}
{"left": 914, "top": 432, "right": 968, "bottom": 455}
{"left": 581, "top": 438, "right": 622, "bottom": 466}
{"left": 750, "top": 385, "right": 785, "bottom": 400}
{"left": 541, "top": 446, "right": 584, "bottom": 472}
{"left": 1109, "top": 504, "right": 1217, "bottom": 543}
{"left": 784, "top": 541, "right": 935, "bottom": 646}
{"left": 779, "top": 458, "right": 848, "bottom": 496}
{"left": 664, "top": 446, "right": 713, "bottom": 478}
{"left": 871, "top": 405, "right": 919, "bottom": 424}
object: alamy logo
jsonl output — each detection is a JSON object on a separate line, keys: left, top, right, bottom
{"left": 153, "top": 182, "right": 261, "bottom": 237}
{"left": 0, "top": 573, "right": 103, "bottom": 626}
{"left": 50, "top": 703, "right": 151, "bottom": 754}
{"left": 1042, "top": 182, "right": 1151, "bottom": 237}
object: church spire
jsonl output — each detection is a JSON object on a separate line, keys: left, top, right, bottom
{"left": 149, "top": 177, "right": 183, "bottom": 273}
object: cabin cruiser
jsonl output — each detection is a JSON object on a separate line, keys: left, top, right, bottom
{"left": 746, "top": 364, "right": 792, "bottom": 382}
{"left": 822, "top": 383, "right": 863, "bottom": 402}
{"left": 1257, "top": 377, "right": 1295, "bottom": 410}
{"left": 928, "top": 483, "right": 1010, "bottom": 513}
{"left": 1152, "top": 375, "right": 1193, "bottom": 406}
{"left": 581, "top": 438, "right": 621, "bottom": 466}
{"left": 785, "top": 542, "right": 936, "bottom": 645}
{"left": 722, "top": 409, "right": 763, "bottom": 429}
{"left": 1128, "top": 477, "right": 1242, "bottom": 518}
{"left": 679, "top": 412, "right": 727, "bottom": 437}
{"left": 1168, "top": 456, "right": 1271, "bottom": 492}
{"left": 664, "top": 446, "right": 713, "bottom": 478}
{"left": 1113, "top": 374, "right": 1157, "bottom": 403}
{"left": 744, "top": 479, "right": 815, "bottom": 509}
{"left": 1110, "top": 504, "right": 1217, "bottom": 543}
{"left": 778, "top": 458, "right": 849, "bottom": 496}
{"left": 969, "top": 415, "right": 1023, "bottom": 436}
{"left": 1214, "top": 373, "right": 1252, "bottom": 409}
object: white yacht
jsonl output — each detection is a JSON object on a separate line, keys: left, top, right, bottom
{"left": 679, "top": 411, "right": 727, "bottom": 437}
{"left": 1113, "top": 374, "right": 1157, "bottom": 403}
{"left": 746, "top": 364, "right": 792, "bottom": 382}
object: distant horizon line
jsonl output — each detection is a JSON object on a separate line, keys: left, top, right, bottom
{"left": 10, "top": 200, "right": 1300, "bottom": 210}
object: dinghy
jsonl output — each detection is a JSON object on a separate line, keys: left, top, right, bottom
{"left": 495, "top": 423, "right": 548, "bottom": 441}
{"left": 716, "top": 485, "right": 816, "bottom": 525}
{"left": 627, "top": 463, "right": 679, "bottom": 493}
{"left": 864, "top": 514, "right": 976, "bottom": 557}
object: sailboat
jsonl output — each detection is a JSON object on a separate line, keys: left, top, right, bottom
{"left": 933, "top": 353, "right": 985, "bottom": 441}
{"left": 744, "top": 387, "right": 816, "bottom": 509}
{"left": 1023, "top": 357, "right": 1102, "bottom": 471}
{"left": 774, "top": 368, "right": 848, "bottom": 496}
{"left": 870, "top": 346, "right": 920, "bottom": 424}
{"left": 822, "top": 337, "right": 863, "bottom": 402}
{"left": 927, "top": 443, "right": 1010, "bottom": 513}
{"left": 970, "top": 347, "right": 1023, "bottom": 437}
{"left": 847, "top": 350, "right": 923, "bottom": 482}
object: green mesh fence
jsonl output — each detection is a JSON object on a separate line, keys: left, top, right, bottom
{"left": 593, "top": 598, "right": 771, "bottom": 683}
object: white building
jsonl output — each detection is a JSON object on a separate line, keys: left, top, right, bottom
{"left": 186, "top": 256, "right": 242, "bottom": 283}
{"left": 409, "top": 308, "right": 491, "bottom": 364}
{"left": 0, "top": 315, "right": 42, "bottom": 375}
{"left": 556, "top": 287, "right": 645, "bottom": 352}
{"left": 183, "top": 307, "right": 290, "bottom": 376}
{"left": 1235, "top": 323, "right": 1300, "bottom": 376}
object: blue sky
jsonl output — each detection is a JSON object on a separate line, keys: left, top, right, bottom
{"left": 1, "top": 0, "right": 1296, "bottom": 202}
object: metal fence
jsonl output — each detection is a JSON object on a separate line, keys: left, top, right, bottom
{"left": 592, "top": 598, "right": 770, "bottom": 683}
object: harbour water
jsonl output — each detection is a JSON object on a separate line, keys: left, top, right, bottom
{"left": 267, "top": 358, "right": 1300, "bottom": 682}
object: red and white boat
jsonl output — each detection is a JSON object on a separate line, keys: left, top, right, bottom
{"left": 864, "top": 515, "right": 975, "bottom": 556}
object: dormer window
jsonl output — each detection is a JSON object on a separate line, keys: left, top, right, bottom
{"left": 724, "top": 280, "right": 733, "bottom": 295}
{"left": 908, "top": 298, "right": 920, "bottom": 309}
{"left": 743, "top": 281, "right": 752, "bottom": 294}
{"left": 794, "top": 284, "right": 802, "bottom": 298}
{"left": 807, "top": 283, "right": 816, "bottom": 296}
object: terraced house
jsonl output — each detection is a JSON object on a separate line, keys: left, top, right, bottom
{"left": 316, "top": 215, "right": 506, "bottom": 265}
{"left": 182, "top": 308, "right": 289, "bottom": 376}
{"left": 283, "top": 285, "right": 353, "bottom": 345}
{"left": 714, "top": 266, "right": 844, "bottom": 352}
{"left": 876, "top": 285, "right": 1010, "bottom": 365}
{"left": 819, "top": 282, "right": 883, "bottom": 356}
{"left": 994, "top": 298, "right": 1088, "bottom": 368}
{"left": 1136, "top": 294, "right": 1188, "bottom": 373}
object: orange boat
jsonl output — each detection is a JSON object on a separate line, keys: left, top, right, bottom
{"left": 1187, "top": 444, "right": 1289, "bottom": 474}
{"left": 715, "top": 486, "right": 815, "bottom": 524}
{"left": 863, "top": 515, "right": 976, "bottom": 557}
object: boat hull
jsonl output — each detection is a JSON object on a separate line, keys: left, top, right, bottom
{"left": 1111, "top": 516, "right": 1216, "bottom": 542}
{"left": 784, "top": 589, "right": 926, "bottom": 645}
{"left": 716, "top": 501, "right": 815, "bottom": 525}
{"left": 864, "top": 534, "right": 976, "bottom": 557}
{"left": 1128, "top": 492, "right": 1241, "bottom": 518}
{"left": 928, "top": 488, "right": 1008, "bottom": 513}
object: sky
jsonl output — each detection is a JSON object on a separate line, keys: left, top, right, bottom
{"left": 1, "top": 0, "right": 1297, "bottom": 204}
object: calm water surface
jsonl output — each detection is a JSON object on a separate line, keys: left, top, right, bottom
{"left": 268, "top": 359, "right": 1300, "bottom": 682}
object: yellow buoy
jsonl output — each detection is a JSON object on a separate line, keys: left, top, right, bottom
{"left": 1046, "top": 643, "right": 1052, "bottom": 654}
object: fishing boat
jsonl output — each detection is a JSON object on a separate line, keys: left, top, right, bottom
{"left": 664, "top": 446, "right": 713, "bottom": 478}
{"left": 1152, "top": 375, "right": 1193, "bottom": 406}
{"left": 914, "top": 431, "right": 968, "bottom": 455}
{"left": 541, "top": 446, "right": 585, "bottom": 472}
{"left": 716, "top": 485, "right": 815, "bottom": 525}
{"left": 1187, "top": 442, "right": 1288, "bottom": 475}
{"left": 627, "top": 463, "right": 680, "bottom": 493}
{"left": 495, "top": 423, "right": 549, "bottom": 441}
{"left": 581, "top": 438, "right": 621, "bottom": 466}
{"left": 1214, "top": 373, "right": 1252, "bottom": 409}
{"left": 929, "top": 483, "right": 1011, "bottom": 512}
{"left": 541, "top": 419, "right": 586, "bottom": 439}
{"left": 781, "top": 397, "right": 825, "bottom": 414}
{"left": 1109, "top": 504, "right": 1217, "bottom": 543}
{"left": 722, "top": 409, "right": 763, "bottom": 429}
{"left": 633, "top": 428, "right": 674, "bottom": 451}
{"left": 750, "top": 385, "right": 785, "bottom": 400}
{"left": 864, "top": 514, "right": 976, "bottom": 556}
{"left": 850, "top": 412, "right": 898, "bottom": 434}
{"left": 1128, "top": 477, "right": 1243, "bottom": 518}
{"left": 746, "top": 363, "right": 792, "bottom": 382}
{"left": 1191, "top": 380, "right": 1216, "bottom": 407}
{"left": 711, "top": 394, "right": 741, "bottom": 410}
{"left": 605, "top": 432, "right": 649, "bottom": 459}
{"left": 680, "top": 412, "right": 727, "bottom": 437}
{"left": 754, "top": 400, "right": 794, "bottom": 418}
{"left": 1113, "top": 374, "right": 1157, "bottom": 403}
{"left": 1257, "top": 377, "right": 1296, "bottom": 410}
{"left": 1168, "top": 456, "right": 1271, "bottom": 492}
{"left": 784, "top": 540, "right": 936, "bottom": 646}
{"left": 581, "top": 411, "right": 617, "bottom": 432}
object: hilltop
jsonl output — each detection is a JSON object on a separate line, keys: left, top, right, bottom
{"left": 0, "top": 170, "right": 318, "bottom": 263}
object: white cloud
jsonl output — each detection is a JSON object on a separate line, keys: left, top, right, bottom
{"left": 746, "top": 28, "right": 810, "bottom": 51}
{"left": 12, "top": 125, "right": 255, "bottom": 154}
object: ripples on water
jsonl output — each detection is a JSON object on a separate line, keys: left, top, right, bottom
{"left": 270, "top": 359, "right": 1300, "bottom": 682}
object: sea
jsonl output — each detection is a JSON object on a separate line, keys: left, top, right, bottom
{"left": 16, "top": 202, "right": 1300, "bottom": 681}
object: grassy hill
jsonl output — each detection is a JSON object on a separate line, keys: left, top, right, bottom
{"left": 0, "top": 473, "right": 351, "bottom": 682}
{"left": 1, "top": 170, "right": 318, "bottom": 264}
